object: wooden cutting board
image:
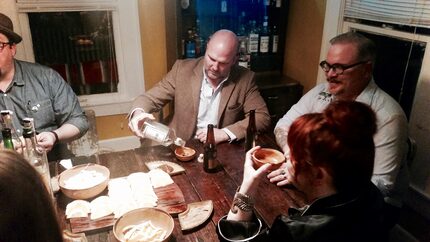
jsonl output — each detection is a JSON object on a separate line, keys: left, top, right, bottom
{"left": 68, "top": 182, "right": 186, "bottom": 234}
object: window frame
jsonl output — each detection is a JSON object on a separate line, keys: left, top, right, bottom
{"left": 15, "top": 0, "right": 145, "bottom": 116}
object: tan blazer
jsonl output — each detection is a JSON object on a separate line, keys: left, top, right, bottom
{"left": 131, "top": 58, "right": 271, "bottom": 141}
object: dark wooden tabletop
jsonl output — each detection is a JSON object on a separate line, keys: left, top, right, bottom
{"left": 52, "top": 133, "right": 305, "bottom": 242}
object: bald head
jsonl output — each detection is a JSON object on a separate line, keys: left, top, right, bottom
{"left": 207, "top": 29, "right": 239, "bottom": 58}
{"left": 204, "top": 29, "right": 239, "bottom": 84}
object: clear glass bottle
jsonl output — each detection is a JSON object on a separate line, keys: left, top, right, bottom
{"left": 0, "top": 110, "right": 23, "bottom": 153}
{"left": 185, "top": 28, "right": 196, "bottom": 58}
{"left": 248, "top": 20, "right": 259, "bottom": 54}
{"left": 238, "top": 40, "right": 250, "bottom": 69}
{"left": 141, "top": 120, "right": 186, "bottom": 147}
{"left": 203, "top": 124, "right": 220, "bottom": 173}
{"left": 259, "top": 16, "right": 270, "bottom": 54}
{"left": 194, "top": 19, "right": 205, "bottom": 56}
{"left": 2, "top": 128, "right": 15, "bottom": 150}
{"left": 271, "top": 25, "right": 279, "bottom": 53}
{"left": 22, "top": 118, "right": 53, "bottom": 197}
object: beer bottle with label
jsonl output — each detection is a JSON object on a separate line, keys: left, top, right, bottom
{"left": 245, "top": 110, "right": 258, "bottom": 151}
{"left": 203, "top": 124, "right": 220, "bottom": 173}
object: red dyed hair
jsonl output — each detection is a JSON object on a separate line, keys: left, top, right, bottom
{"left": 287, "top": 100, "right": 377, "bottom": 191}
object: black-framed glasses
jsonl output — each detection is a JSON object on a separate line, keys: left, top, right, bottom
{"left": 0, "top": 41, "right": 11, "bottom": 52}
{"left": 319, "top": 60, "right": 369, "bottom": 75}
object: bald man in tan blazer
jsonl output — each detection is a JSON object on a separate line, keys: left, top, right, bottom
{"left": 129, "top": 30, "right": 270, "bottom": 144}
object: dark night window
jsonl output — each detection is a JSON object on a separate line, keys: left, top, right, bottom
{"left": 28, "top": 11, "right": 118, "bottom": 96}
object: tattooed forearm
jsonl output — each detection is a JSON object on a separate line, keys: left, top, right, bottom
{"left": 274, "top": 126, "right": 289, "bottom": 152}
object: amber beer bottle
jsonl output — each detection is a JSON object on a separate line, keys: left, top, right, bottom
{"left": 203, "top": 124, "right": 219, "bottom": 173}
{"left": 245, "top": 110, "right": 257, "bottom": 151}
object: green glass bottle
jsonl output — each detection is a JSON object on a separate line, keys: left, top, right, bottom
{"left": 0, "top": 110, "right": 23, "bottom": 153}
{"left": 2, "top": 128, "right": 15, "bottom": 150}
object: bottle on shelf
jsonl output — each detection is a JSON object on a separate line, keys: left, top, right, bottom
{"left": 2, "top": 128, "right": 15, "bottom": 150}
{"left": 184, "top": 28, "right": 196, "bottom": 58}
{"left": 194, "top": 19, "right": 205, "bottom": 56}
{"left": 140, "top": 119, "right": 186, "bottom": 147}
{"left": 259, "top": 16, "right": 270, "bottom": 54}
{"left": 271, "top": 25, "right": 279, "bottom": 53}
{"left": 203, "top": 124, "right": 220, "bottom": 173}
{"left": 237, "top": 11, "right": 247, "bottom": 37}
{"left": 22, "top": 117, "right": 53, "bottom": 197}
{"left": 220, "top": 0, "right": 228, "bottom": 13}
{"left": 238, "top": 39, "right": 250, "bottom": 69}
{"left": 0, "top": 110, "right": 23, "bottom": 153}
{"left": 275, "top": 0, "right": 282, "bottom": 8}
{"left": 248, "top": 20, "right": 259, "bottom": 55}
{"left": 245, "top": 110, "right": 258, "bottom": 151}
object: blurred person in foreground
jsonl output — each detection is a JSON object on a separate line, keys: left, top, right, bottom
{"left": 0, "top": 149, "right": 62, "bottom": 242}
{"left": 270, "top": 32, "right": 408, "bottom": 228}
{"left": 128, "top": 29, "right": 270, "bottom": 144}
{"left": 218, "top": 101, "right": 387, "bottom": 241}
{"left": 0, "top": 13, "right": 88, "bottom": 161}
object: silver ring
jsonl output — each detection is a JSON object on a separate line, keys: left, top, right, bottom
{"left": 280, "top": 170, "right": 286, "bottom": 175}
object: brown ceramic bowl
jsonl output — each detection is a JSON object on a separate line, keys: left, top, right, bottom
{"left": 252, "top": 148, "right": 285, "bottom": 170}
{"left": 113, "top": 207, "right": 174, "bottom": 242}
{"left": 175, "top": 146, "right": 196, "bottom": 162}
{"left": 58, "top": 163, "right": 110, "bottom": 200}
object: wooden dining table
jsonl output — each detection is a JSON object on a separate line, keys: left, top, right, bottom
{"left": 51, "top": 133, "right": 305, "bottom": 242}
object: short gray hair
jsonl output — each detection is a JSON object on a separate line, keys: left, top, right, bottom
{"left": 330, "top": 31, "right": 377, "bottom": 63}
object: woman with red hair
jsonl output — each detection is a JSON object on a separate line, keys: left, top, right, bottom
{"left": 218, "top": 100, "right": 387, "bottom": 241}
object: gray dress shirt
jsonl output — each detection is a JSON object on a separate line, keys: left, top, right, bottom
{"left": 0, "top": 59, "right": 88, "bottom": 160}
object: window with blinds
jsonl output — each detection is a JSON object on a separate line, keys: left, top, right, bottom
{"left": 344, "top": 0, "right": 430, "bottom": 28}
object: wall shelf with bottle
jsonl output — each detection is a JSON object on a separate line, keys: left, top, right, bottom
{"left": 177, "top": 0, "right": 289, "bottom": 73}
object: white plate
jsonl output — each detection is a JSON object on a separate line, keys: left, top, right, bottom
{"left": 146, "top": 160, "right": 185, "bottom": 175}
{"left": 178, "top": 200, "right": 213, "bottom": 230}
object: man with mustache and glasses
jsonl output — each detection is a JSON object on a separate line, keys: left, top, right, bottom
{"left": 270, "top": 32, "right": 408, "bottom": 230}
{"left": 128, "top": 29, "right": 270, "bottom": 145}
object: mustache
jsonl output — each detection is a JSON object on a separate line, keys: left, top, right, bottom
{"left": 327, "top": 77, "right": 340, "bottom": 83}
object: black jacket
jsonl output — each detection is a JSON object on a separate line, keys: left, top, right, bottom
{"left": 218, "top": 182, "right": 388, "bottom": 242}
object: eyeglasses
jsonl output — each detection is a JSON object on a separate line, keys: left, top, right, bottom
{"left": 319, "top": 60, "right": 369, "bottom": 75}
{"left": 0, "top": 41, "right": 11, "bottom": 52}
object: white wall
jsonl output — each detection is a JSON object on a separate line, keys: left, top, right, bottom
{"left": 0, "top": 0, "right": 26, "bottom": 60}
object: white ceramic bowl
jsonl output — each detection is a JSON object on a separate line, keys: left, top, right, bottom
{"left": 113, "top": 207, "right": 174, "bottom": 242}
{"left": 58, "top": 163, "right": 110, "bottom": 200}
